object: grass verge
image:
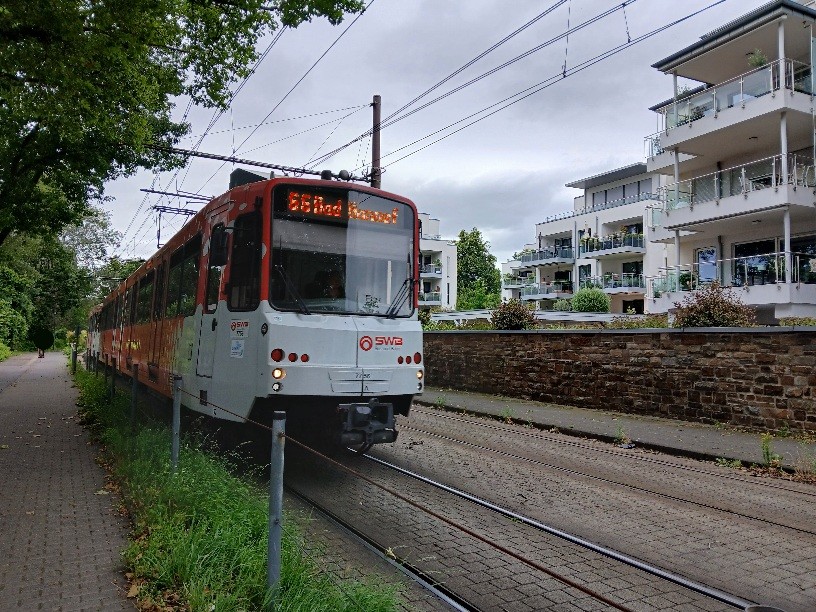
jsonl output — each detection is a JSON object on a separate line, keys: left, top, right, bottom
{"left": 74, "top": 366, "right": 401, "bottom": 611}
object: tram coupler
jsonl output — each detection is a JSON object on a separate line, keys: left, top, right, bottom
{"left": 337, "top": 398, "right": 397, "bottom": 446}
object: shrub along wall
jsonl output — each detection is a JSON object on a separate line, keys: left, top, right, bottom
{"left": 423, "top": 328, "right": 816, "bottom": 433}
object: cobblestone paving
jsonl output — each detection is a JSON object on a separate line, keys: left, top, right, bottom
{"left": 284, "top": 444, "right": 733, "bottom": 611}
{"left": 374, "top": 407, "right": 816, "bottom": 612}
{"left": 0, "top": 353, "right": 132, "bottom": 611}
{"left": 285, "top": 492, "right": 453, "bottom": 611}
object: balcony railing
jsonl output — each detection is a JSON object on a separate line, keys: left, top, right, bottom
{"left": 418, "top": 292, "right": 441, "bottom": 302}
{"left": 653, "top": 154, "right": 815, "bottom": 218}
{"left": 579, "top": 234, "right": 645, "bottom": 256}
{"left": 539, "top": 191, "right": 655, "bottom": 225}
{"left": 520, "top": 246, "right": 574, "bottom": 265}
{"left": 502, "top": 276, "right": 533, "bottom": 288}
{"left": 420, "top": 264, "right": 443, "bottom": 275}
{"left": 649, "top": 251, "right": 816, "bottom": 297}
{"left": 520, "top": 281, "right": 573, "bottom": 298}
{"left": 580, "top": 274, "right": 645, "bottom": 290}
{"left": 645, "top": 59, "right": 812, "bottom": 156}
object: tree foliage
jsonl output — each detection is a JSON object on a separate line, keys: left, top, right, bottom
{"left": 455, "top": 228, "right": 501, "bottom": 309}
{"left": 0, "top": 0, "right": 363, "bottom": 245}
{"left": 672, "top": 282, "right": 756, "bottom": 328}
{"left": 570, "top": 287, "right": 611, "bottom": 313}
{"left": 491, "top": 299, "right": 536, "bottom": 330}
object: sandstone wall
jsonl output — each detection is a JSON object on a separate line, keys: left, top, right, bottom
{"left": 423, "top": 329, "right": 816, "bottom": 432}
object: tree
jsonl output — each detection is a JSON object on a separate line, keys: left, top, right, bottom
{"left": 456, "top": 228, "right": 501, "bottom": 309}
{"left": 0, "top": 0, "right": 363, "bottom": 246}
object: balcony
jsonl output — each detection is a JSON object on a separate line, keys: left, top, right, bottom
{"left": 579, "top": 234, "right": 646, "bottom": 259}
{"left": 539, "top": 191, "right": 657, "bottom": 226}
{"left": 580, "top": 274, "right": 646, "bottom": 293}
{"left": 654, "top": 59, "right": 810, "bottom": 133}
{"left": 519, "top": 246, "right": 575, "bottom": 267}
{"left": 645, "top": 59, "right": 814, "bottom": 171}
{"left": 420, "top": 264, "right": 443, "bottom": 277}
{"left": 502, "top": 276, "right": 529, "bottom": 289}
{"left": 520, "top": 281, "right": 573, "bottom": 300}
{"left": 418, "top": 292, "right": 442, "bottom": 305}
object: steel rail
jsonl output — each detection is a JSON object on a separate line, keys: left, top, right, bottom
{"left": 285, "top": 485, "right": 479, "bottom": 612}
{"left": 360, "top": 451, "right": 756, "bottom": 611}
{"left": 413, "top": 405, "right": 816, "bottom": 498}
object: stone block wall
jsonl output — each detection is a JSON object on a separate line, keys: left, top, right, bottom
{"left": 423, "top": 328, "right": 816, "bottom": 433}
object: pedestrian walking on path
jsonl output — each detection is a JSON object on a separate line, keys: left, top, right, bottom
{"left": 0, "top": 352, "right": 132, "bottom": 610}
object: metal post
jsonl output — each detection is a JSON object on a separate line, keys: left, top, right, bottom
{"left": 71, "top": 344, "right": 77, "bottom": 375}
{"left": 268, "top": 411, "right": 286, "bottom": 593}
{"left": 130, "top": 365, "right": 139, "bottom": 428}
{"left": 371, "top": 94, "right": 381, "bottom": 189}
{"left": 171, "top": 376, "right": 181, "bottom": 474}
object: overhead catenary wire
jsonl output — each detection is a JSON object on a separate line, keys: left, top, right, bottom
{"left": 306, "top": 0, "right": 638, "bottom": 170}
{"left": 192, "top": 0, "right": 377, "bottom": 194}
{"left": 369, "top": 0, "right": 728, "bottom": 172}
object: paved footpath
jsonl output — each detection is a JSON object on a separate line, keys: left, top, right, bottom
{"left": 0, "top": 352, "right": 132, "bottom": 611}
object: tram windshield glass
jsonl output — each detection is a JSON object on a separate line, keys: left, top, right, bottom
{"left": 270, "top": 185, "right": 415, "bottom": 317}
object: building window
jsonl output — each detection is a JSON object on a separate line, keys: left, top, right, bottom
{"left": 695, "top": 247, "right": 717, "bottom": 283}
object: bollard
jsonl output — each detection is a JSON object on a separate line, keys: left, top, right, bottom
{"left": 268, "top": 411, "right": 286, "bottom": 594}
{"left": 171, "top": 376, "right": 181, "bottom": 474}
{"left": 130, "top": 364, "right": 139, "bottom": 429}
{"left": 71, "top": 344, "right": 77, "bottom": 374}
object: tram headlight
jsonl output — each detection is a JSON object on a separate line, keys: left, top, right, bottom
{"left": 416, "top": 370, "right": 424, "bottom": 380}
{"left": 272, "top": 368, "right": 286, "bottom": 380}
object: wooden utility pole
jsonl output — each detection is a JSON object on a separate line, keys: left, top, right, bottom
{"left": 371, "top": 94, "right": 382, "bottom": 189}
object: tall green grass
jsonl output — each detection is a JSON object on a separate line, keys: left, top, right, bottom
{"left": 74, "top": 367, "right": 400, "bottom": 611}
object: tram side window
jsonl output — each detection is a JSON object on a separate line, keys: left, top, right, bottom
{"left": 135, "top": 272, "right": 154, "bottom": 324}
{"left": 166, "top": 235, "right": 201, "bottom": 317}
{"left": 228, "top": 212, "right": 261, "bottom": 311}
{"left": 153, "top": 263, "right": 166, "bottom": 320}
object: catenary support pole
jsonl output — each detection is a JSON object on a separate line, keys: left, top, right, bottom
{"left": 268, "top": 411, "right": 286, "bottom": 594}
{"left": 371, "top": 94, "right": 382, "bottom": 189}
{"left": 171, "top": 376, "right": 181, "bottom": 474}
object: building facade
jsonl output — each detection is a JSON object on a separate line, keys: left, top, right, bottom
{"left": 506, "top": 0, "right": 816, "bottom": 320}
{"left": 418, "top": 212, "right": 458, "bottom": 310}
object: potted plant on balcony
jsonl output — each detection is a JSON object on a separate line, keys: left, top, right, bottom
{"left": 679, "top": 271, "right": 698, "bottom": 291}
{"left": 747, "top": 49, "right": 768, "bottom": 69}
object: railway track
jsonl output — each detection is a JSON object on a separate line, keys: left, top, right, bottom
{"left": 283, "top": 440, "right": 758, "bottom": 612}
{"left": 404, "top": 409, "right": 816, "bottom": 537}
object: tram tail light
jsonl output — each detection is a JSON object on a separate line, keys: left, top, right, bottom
{"left": 414, "top": 352, "right": 422, "bottom": 364}
{"left": 271, "top": 348, "right": 284, "bottom": 362}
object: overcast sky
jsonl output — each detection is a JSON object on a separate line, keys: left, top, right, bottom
{"left": 104, "top": 0, "right": 773, "bottom": 265}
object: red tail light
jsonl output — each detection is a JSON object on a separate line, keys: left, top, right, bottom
{"left": 414, "top": 352, "right": 422, "bottom": 364}
{"left": 271, "top": 348, "right": 284, "bottom": 362}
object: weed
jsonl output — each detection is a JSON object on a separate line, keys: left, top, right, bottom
{"left": 614, "top": 425, "right": 631, "bottom": 446}
{"left": 793, "top": 443, "right": 816, "bottom": 480}
{"left": 715, "top": 457, "right": 742, "bottom": 469}
{"left": 499, "top": 407, "right": 514, "bottom": 424}
{"left": 434, "top": 395, "right": 447, "bottom": 408}
{"left": 761, "top": 433, "right": 782, "bottom": 467}
{"left": 777, "top": 422, "right": 791, "bottom": 438}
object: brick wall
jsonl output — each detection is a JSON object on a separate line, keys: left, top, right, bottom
{"left": 423, "top": 329, "right": 816, "bottom": 433}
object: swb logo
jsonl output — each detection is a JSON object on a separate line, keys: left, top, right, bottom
{"left": 359, "top": 335, "right": 403, "bottom": 351}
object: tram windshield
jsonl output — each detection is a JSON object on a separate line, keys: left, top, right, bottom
{"left": 270, "top": 185, "right": 415, "bottom": 317}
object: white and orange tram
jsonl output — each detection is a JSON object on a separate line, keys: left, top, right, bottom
{"left": 88, "top": 172, "right": 424, "bottom": 447}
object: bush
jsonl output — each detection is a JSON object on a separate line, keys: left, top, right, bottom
{"left": 490, "top": 299, "right": 536, "bottom": 330}
{"left": 0, "top": 341, "right": 10, "bottom": 361}
{"left": 607, "top": 314, "right": 669, "bottom": 329}
{"left": 672, "top": 282, "right": 756, "bottom": 327}
{"left": 779, "top": 317, "right": 816, "bottom": 327}
{"left": 570, "top": 287, "right": 611, "bottom": 313}
{"left": 553, "top": 298, "right": 572, "bottom": 312}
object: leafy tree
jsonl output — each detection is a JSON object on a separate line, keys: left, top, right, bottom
{"left": 0, "top": 0, "right": 363, "bottom": 246}
{"left": 672, "top": 282, "right": 755, "bottom": 327}
{"left": 456, "top": 228, "right": 501, "bottom": 309}
{"left": 571, "top": 287, "right": 611, "bottom": 313}
{"left": 491, "top": 299, "right": 536, "bottom": 330}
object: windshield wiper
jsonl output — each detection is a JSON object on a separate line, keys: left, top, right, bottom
{"left": 274, "top": 264, "right": 311, "bottom": 315}
{"left": 385, "top": 277, "right": 413, "bottom": 318}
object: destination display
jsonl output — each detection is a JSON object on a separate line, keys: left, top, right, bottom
{"left": 285, "top": 188, "right": 399, "bottom": 225}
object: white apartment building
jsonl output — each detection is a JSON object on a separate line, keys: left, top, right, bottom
{"left": 506, "top": 0, "right": 816, "bottom": 320}
{"left": 644, "top": 0, "right": 816, "bottom": 319}
{"left": 418, "top": 212, "right": 458, "bottom": 310}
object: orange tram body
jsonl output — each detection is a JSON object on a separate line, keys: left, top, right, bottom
{"left": 88, "top": 173, "right": 424, "bottom": 447}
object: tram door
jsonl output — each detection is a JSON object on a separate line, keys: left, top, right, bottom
{"left": 196, "top": 220, "right": 227, "bottom": 378}
{"left": 149, "top": 262, "right": 166, "bottom": 378}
